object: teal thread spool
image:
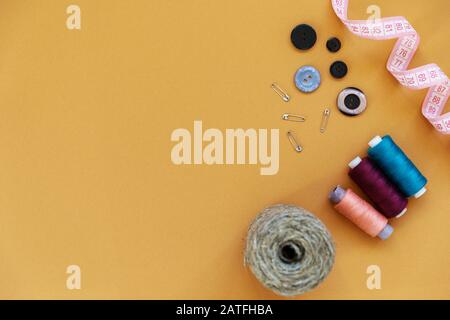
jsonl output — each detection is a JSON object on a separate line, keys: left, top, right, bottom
{"left": 368, "top": 135, "right": 427, "bottom": 198}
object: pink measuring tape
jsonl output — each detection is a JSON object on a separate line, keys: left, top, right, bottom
{"left": 332, "top": 0, "right": 450, "bottom": 134}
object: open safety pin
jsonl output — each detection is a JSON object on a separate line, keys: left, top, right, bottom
{"left": 287, "top": 131, "right": 303, "bottom": 153}
{"left": 282, "top": 113, "right": 306, "bottom": 122}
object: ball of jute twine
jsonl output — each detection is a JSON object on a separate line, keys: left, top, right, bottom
{"left": 244, "top": 204, "right": 335, "bottom": 296}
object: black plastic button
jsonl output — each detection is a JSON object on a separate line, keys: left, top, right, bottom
{"left": 326, "top": 37, "right": 341, "bottom": 53}
{"left": 344, "top": 94, "right": 361, "bottom": 110}
{"left": 291, "top": 24, "right": 317, "bottom": 50}
{"left": 330, "top": 61, "right": 348, "bottom": 79}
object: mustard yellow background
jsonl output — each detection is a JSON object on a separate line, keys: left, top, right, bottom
{"left": 0, "top": 0, "right": 448, "bottom": 299}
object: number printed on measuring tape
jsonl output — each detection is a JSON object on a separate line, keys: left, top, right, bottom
{"left": 332, "top": 0, "right": 450, "bottom": 134}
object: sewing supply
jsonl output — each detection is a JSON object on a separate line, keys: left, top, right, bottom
{"left": 287, "top": 131, "right": 302, "bottom": 152}
{"left": 291, "top": 24, "right": 317, "bottom": 50}
{"left": 330, "top": 60, "right": 348, "bottom": 79}
{"left": 244, "top": 204, "right": 335, "bottom": 296}
{"left": 271, "top": 83, "right": 290, "bottom": 102}
{"left": 368, "top": 135, "right": 427, "bottom": 198}
{"left": 329, "top": 186, "right": 394, "bottom": 240}
{"left": 295, "top": 65, "right": 321, "bottom": 93}
{"left": 282, "top": 113, "right": 306, "bottom": 122}
{"left": 348, "top": 157, "right": 408, "bottom": 219}
{"left": 326, "top": 37, "right": 341, "bottom": 53}
{"left": 337, "top": 87, "right": 367, "bottom": 116}
{"left": 331, "top": 0, "right": 449, "bottom": 134}
{"left": 320, "top": 108, "right": 331, "bottom": 133}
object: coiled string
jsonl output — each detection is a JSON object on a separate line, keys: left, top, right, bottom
{"left": 348, "top": 157, "right": 408, "bottom": 219}
{"left": 244, "top": 204, "right": 335, "bottom": 296}
{"left": 368, "top": 136, "right": 427, "bottom": 198}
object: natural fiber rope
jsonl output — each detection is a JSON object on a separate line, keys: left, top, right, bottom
{"left": 244, "top": 204, "right": 335, "bottom": 296}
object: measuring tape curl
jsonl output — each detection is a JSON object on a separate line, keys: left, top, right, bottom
{"left": 331, "top": 0, "right": 450, "bottom": 134}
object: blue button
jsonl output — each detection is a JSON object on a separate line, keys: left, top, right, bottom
{"left": 294, "top": 66, "right": 321, "bottom": 93}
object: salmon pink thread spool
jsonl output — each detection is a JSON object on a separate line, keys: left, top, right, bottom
{"left": 329, "top": 186, "right": 394, "bottom": 240}
{"left": 348, "top": 157, "right": 408, "bottom": 219}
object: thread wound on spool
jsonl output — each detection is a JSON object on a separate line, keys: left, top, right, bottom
{"left": 368, "top": 135, "right": 427, "bottom": 198}
{"left": 348, "top": 157, "right": 408, "bottom": 218}
{"left": 329, "top": 187, "right": 393, "bottom": 239}
{"left": 244, "top": 204, "right": 335, "bottom": 297}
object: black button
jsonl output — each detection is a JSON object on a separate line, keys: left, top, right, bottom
{"left": 291, "top": 24, "right": 317, "bottom": 50}
{"left": 330, "top": 61, "right": 348, "bottom": 79}
{"left": 326, "top": 37, "right": 341, "bottom": 53}
{"left": 344, "top": 94, "right": 361, "bottom": 110}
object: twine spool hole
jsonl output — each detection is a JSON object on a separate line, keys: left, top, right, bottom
{"left": 278, "top": 241, "right": 305, "bottom": 264}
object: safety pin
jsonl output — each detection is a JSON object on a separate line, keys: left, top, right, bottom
{"left": 282, "top": 113, "right": 306, "bottom": 122}
{"left": 271, "top": 83, "right": 290, "bottom": 102}
{"left": 287, "top": 131, "right": 303, "bottom": 153}
{"left": 320, "top": 108, "right": 331, "bottom": 133}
